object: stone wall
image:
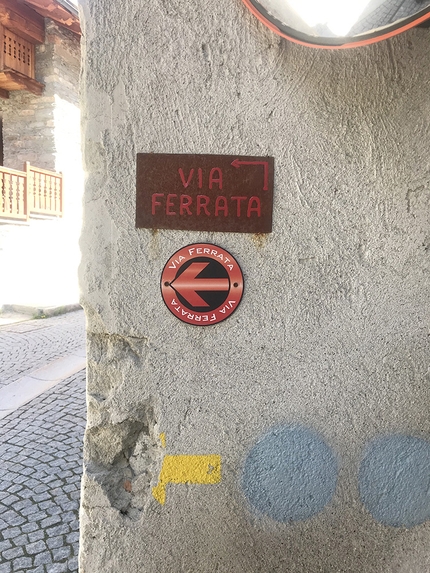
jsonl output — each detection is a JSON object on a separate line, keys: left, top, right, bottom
{"left": 0, "top": 20, "right": 79, "bottom": 171}
{"left": 78, "top": 0, "right": 430, "bottom": 572}
{"left": 0, "top": 19, "right": 83, "bottom": 308}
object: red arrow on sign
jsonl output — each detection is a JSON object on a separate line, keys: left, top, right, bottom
{"left": 231, "top": 158, "right": 269, "bottom": 191}
{"left": 170, "top": 263, "right": 229, "bottom": 307}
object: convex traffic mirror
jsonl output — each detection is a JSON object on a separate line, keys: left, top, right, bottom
{"left": 243, "top": 0, "right": 430, "bottom": 48}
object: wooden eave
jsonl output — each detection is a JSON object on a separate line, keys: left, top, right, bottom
{"left": 0, "top": 0, "right": 45, "bottom": 44}
{"left": 0, "top": 0, "right": 79, "bottom": 98}
{"left": 0, "top": 69, "right": 44, "bottom": 95}
{"left": 22, "top": 0, "right": 80, "bottom": 35}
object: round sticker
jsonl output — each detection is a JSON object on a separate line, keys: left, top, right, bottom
{"left": 161, "top": 243, "right": 244, "bottom": 326}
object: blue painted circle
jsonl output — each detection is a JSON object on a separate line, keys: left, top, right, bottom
{"left": 359, "top": 434, "right": 430, "bottom": 528}
{"left": 241, "top": 424, "right": 338, "bottom": 523}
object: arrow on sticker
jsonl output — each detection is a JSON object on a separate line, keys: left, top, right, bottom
{"left": 170, "top": 263, "right": 229, "bottom": 307}
{"left": 231, "top": 158, "right": 269, "bottom": 191}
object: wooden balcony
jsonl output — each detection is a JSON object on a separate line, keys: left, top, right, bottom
{"left": 0, "top": 162, "right": 63, "bottom": 222}
{"left": 0, "top": 0, "right": 45, "bottom": 97}
{"left": 0, "top": 1, "right": 81, "bottom": 98}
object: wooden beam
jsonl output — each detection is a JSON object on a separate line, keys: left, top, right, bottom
{"left": 0, "top": 1, "right": 45, "bottom": 44}
{"left": 21, "top": 0, "right": 81, "bottom": 35}
{"left": 0, "top": 87, "right": 9, "bottom": 99}
{"left": 0, "top": 69, "right": 44, "bottom": 95}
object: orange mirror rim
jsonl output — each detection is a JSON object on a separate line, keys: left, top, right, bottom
{"left": 242, "top": 0, "right": 430, "bottom": 49}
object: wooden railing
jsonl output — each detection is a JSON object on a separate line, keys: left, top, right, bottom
{"left": 0, "top": 162, "right": 63, "bottom": 221}
{"left": 0, "top": 166, "right": 27, "bottom": 221}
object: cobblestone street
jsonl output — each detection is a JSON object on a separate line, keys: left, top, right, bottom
{"left": 0, "top": 311, "right": 86, "bottom": 573}
{"left": 0, "top": 313, "right": 85, "bottom": 390}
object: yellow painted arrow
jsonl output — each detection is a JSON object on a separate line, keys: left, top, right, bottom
{"left": 152, "top": 434, "right": 221, "bottom": 505}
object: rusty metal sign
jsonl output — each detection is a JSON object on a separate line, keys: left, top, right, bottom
{"left": 161, "top": 243, "right": 244, "bottom": 326}
{"left": 136, "top": 153, "right": 274, "bottom": 233}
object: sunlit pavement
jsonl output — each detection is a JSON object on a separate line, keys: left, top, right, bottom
{"left": 0, "top": 311, "right": 85, "bottom": 390}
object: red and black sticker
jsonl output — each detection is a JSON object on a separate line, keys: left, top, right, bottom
{"left": 161, "top": 244, "right": 244, "bottom": 326}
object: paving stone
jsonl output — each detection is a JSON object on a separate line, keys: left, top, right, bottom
{"left": 46, "top": 506, "right": 63, "bottom": 516}
{"left": 44, "top": 477, "right": 62, "bottom": 486}
{"left": 26, "top": 539, "right": 48, "bottom": 554}
{"left": 65, "top": 532, "right": 79, "bottom": 545}
{"left": 4, "top": 513, "right": 26, "bottom": 527}
{"left": 0, "top": 539, "right": 13, "bottom": 552}
{"left": 20, "top": 466, "right": 36, "bottom": 476}
{"left": 62, "top": 463, "right": 78, "bottom": 471}
{"left": 27, "top": 451, "right": 44, "bottom": 460}
{"left": 52, "top": 545, "right": 71, "bottom": 561}
{"left": 11, "top": 534, "right": 28, "bottom": 547}
{"left": 20, "top": 505, "right": 40, "bottom": 517}
{"left": 8, "top": 464, "right": 25, "bottom": 473}
{"left": 39, "top": 500, "right": 57, "bottom": 510}
{"left": 0, "top": 563, "right": 12, "bottom": 573}
{"left": 13, "top": 474, "right": 32, "bottom": 485}
{"left": 2, "top": 546, "right": 24, "bottom": 560}
{"left": 11, "top": 454, "right": 28, "bottom": 464}
{"left": 1, "top": 527, "right": 21, "bottom": 539}
{"left": 19, "top": 489, "right": 36, "bottom": 500}
{"left": 28, "top": 529, "right": 45, "bottom": 543}
{"left": 38, "top": 456, "right": 55, "bottom": 464}
{"left": 13, "top": 498, "right": 35, "bottom": 511}
{"left": 41, "top": 515, "right": 62, "bottom": 529}
{"left": 12, "top": 556, "right": 33, "bottom": 570}
{"left": 62, "top": 485, "right": 76, "bottom": 494}
{"left": 1, "top": 510, "right": 20, "bottom": 523}
{"left": 46, "top": 563, "right": 68, "bottom": 573}
{"left": 28, "top": 511, "right": 49, "bottom": 523}
{"left": 2, "top": 494, "right": 19, "bottom": 505}
{"left": 0, "top": 476, "right": 14, "bottom": 486}
{"left": 46, "top": 524, "right": 71, "bottom": 537}
{"left": 0, "top": 516, "right": 7, "bottom": 531}
{"left": 33, "top": 493, "right": 52, "bottom": 503}
{"left": 55, "top": 471, "right": 73, "bottom": 480}
{"left": 67, "top": 557, "right": 78, "bottom": 571}
{"left": 47, "top": 536, "right": 64, "bottom": 550}
{"left": 34, "top": 552, "right": 53, "bottom": 566}
{"left": 33, "top": 484, "right": 50, "bottom": 494}
{"left": 60, "top": 512, "right": 77, "bottom": 524}
{"left": 53, "top": 495, "right": 70, "bottom": 506}
{"left": 58, "top": 501, "right": 77, "bottom": 512}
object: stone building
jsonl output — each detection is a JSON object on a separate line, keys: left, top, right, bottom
{"left": 0, "top": 0, "right": 82, "bottom": 310}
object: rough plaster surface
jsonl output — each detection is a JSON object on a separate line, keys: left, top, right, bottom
{"left": 78, "top": 0, "right": 430, "bottom": 571}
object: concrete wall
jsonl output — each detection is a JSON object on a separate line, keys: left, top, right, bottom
{"left": 0, "top": 20, "right": 83, "bottom": 308}
{"left": 78, "top": 0, "right": 430, "bottom": 571}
